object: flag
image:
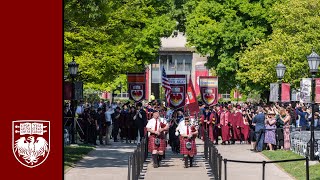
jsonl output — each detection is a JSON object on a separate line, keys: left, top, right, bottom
{"left": 186, "top": 75, "right": 199, "bottom": 115}
{"left": 161, "top": 66, "right": 171, "bottom": 105}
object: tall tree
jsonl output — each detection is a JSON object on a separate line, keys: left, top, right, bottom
{"left": 184, "top": 0, "right": 275, "bottom": 92}
{"left": 237, "top": 0, "right": 320, "bottom": 97}
{"left": 64, "top": 0, "right": 176, "bottom": 91}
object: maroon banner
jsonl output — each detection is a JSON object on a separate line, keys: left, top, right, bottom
{"left": 168, "top": 75, "right": 187, "bottom": 109}
{"left": 1, "top": 0, "right": 62, "bottom": 179}
{"left": 127, "top": 73, "right": 145, "bottom": 102}
{"left": 64, "top": 81, "right": 72, "bottom": 100}
{"left": 186, "top": 75, "right": 200, "bottom": 115}
{"left": 281, "top": 83, "right": 291, "bottom": 102}
{"left": 199, "top": 76, "right": 218, "bottom": 106}
{"left": 195, "top": 65, "right": 209, "bottom": 96}
{"left": 315, "top": 78, "right": 320, "bottom": 103}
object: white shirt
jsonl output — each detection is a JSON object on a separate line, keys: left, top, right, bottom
{"left": 105, "top": 109, "right": 114, "bottom": 124}
{"left": 179, "top": 124, "right": 192, "bottom": 135}
{"left": 176, "top": 119, "right": 185, "bottom": 131}
{"left": 146, "top": 118, "right": 167, "bottom": 131}
{"left": 76, "top": 105, "right": 84, "bottom": 115}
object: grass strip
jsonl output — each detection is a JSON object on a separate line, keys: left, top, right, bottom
{"left": 262, "top": 150, "right": 320, "bottom": 180}
{"left": 64, "top": 145, "right": 95, "bottom": 171}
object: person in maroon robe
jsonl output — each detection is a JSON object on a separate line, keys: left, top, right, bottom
{"left": 242, "top": 109, "right": 250, "bottom": 142}
{"left": 210, "top": 106, "right": 219, "bottom": 144}
{"left": 200, "top": 107, "right": 212, "bottom": 141}
{"left": 219, "top": 105, "right": 231, "bottom": 145}
{"left": 233, "top": 106, "right": 243, "bottom": 144}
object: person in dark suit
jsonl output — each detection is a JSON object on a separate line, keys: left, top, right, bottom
{"left": 252, "top": 107, "right": 265, "bottom": 152}
{"left": 134, "top": 102, "right": 147, "bottom": 144}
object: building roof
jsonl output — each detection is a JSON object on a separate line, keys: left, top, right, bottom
{"left": 160, "top": 32, "right": 195, "bottom": 52}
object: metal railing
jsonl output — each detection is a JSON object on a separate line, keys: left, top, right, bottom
{"left": 204, "top": 131, "right": 222, "bottom": 180}
{"left": 203, "top": 130, "right": 310, "bottom": 180}
{"left": 223, "top": 158, "right": 309, "bottom": 180}
{"left": 128, "top": 137, "right": 148, "bottom": 180}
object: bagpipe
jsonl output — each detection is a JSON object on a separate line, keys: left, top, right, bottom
{"left": 185, "top": 125, "right": 197, "bottom": 150}
{"left": 154, "top": 121, "right": 167, "bottom": 146}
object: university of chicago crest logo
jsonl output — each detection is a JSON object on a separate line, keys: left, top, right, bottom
{"left": 12, "top": 120, "right": 50, "bottom": 168}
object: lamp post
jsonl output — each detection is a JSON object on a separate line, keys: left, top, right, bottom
{"left": 307, "top": 49, "right": 320, "bottom": 161}
{"left": 112, "top": 83, "right": 122, "bottom": 104}
{"left": 276, "top": 60, "right": 286, "bottom": 104}
{"left": 68, "top": 57, "right": 79, "bottom": 144}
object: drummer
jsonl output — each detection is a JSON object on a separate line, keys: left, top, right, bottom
{"left": 178, "top": 117, "right": 198, "bottom": 168}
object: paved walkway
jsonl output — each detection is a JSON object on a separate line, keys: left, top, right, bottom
{"left": 64, "top": 138, "right": 294, "bottom": 180}
{"left": 143, "top": 139, "right": 212, "bottom": 180}
{"left": 215, "top": 142, "right": 294, "bottom": 180}
{"left": 65, "top": 141, "right": 137, "bottom": 180}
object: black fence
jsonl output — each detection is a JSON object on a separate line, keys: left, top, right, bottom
{"left": 203, "top": 131, "right": 310, "bottom": 180}
{"left": 128, "top": 137, "right": 148, "bottom": 180}
{"left": 204, "top": 131, "right": 223, "bottom": 180}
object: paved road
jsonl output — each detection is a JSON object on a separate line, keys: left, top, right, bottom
{"left": 64, "top": 138, "right": 294, "bottom": 180}
{"left": 215, "top": 142, "right": 294, "bottom": 180}
{"left": 65, "top": 142, "right": 137, "bottom": 180}
{"left": 144, "top": 138, "right": 212, "bottom": 180}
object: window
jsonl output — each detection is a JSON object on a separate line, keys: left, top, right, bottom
{"left": 185, "top": 60, "right": 191, "bottom": 71}
{"left": 168, "top": 55, "right": 175, "bottom": 70}
{"left": 177, "top": 59, "right": 184, "bottom": 71}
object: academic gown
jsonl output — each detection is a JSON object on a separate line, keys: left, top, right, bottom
{"left": 220, "top": 111, "right": 231, "bottom": 142}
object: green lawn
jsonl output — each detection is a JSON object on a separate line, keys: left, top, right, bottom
{"left": 262, "top": 150, "right": 320, "bottom": 180}
{"left": 64, "top": 145, "right": 95, "bottom": 171}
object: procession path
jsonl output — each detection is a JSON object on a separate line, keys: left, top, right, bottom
{"left": 215, "top": 142, "right": 294, "bottom": 180}
{"left": 65, "top": 142, "right": 136, "bottom": 180}
{"left": 143, "top": 139, "right": 212, "bottom": 180}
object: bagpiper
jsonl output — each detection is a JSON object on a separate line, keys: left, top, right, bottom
{"left": 178, "top": 117, "right": 198, "bottom": 168}
{"left": 146, "top": 111, "right": 169, "bottom": 168}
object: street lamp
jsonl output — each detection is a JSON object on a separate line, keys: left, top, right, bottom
{"left": 112, "top": 83, "right": 122, "bottom": 104}
{"left": 307, "top": 49, "right": 320, "bottom": 161}
{"left": 276, "top": 60, "right": 286, "bottom": 103}
{"left": 68, "top": 57, "right": 79, "bottom": 144}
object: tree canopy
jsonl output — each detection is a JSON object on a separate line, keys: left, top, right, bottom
{"left": 64, "top": 0, "right": 320, "bottom": 100}
{"left": 184, "top": 0, "right": 275, "bottom": 92}
{"left": 237, "top": 0, "right": 320, "bottom": 96}
{"left": 64, "top": 0, "right": 176, "bottom": 91}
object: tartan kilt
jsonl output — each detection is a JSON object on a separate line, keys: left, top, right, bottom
{"left": 148, "top": 135, "right": 166, "bottom": 152}
{"left": 180, "top": 137, "right": 197, "bottom": 156}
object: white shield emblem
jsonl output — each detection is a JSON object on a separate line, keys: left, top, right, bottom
{"left": 130, "top": 84, "right": 144, "bottom": 102}
{"left": 12, "top": 120, "right": 50, "bottom": 168}
{"left": 202, "top": 88, "right": 216, "bottom": 105}
{"left": 170, "top": 86, "right": 184, "bottom": 107}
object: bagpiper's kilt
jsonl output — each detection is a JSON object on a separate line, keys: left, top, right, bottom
{"left": 180, "top": 137, "right": 197, "bottom": 156}
{"left": 148, "top": 134, "right": 166, "bottom": 152}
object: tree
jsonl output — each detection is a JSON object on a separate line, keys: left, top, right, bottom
{"left": 237, "top": 0, "right": 320, "bottom": 98}
{"left": 184, "top": 0, "right": 275, "bottom": 92}
{"left": 64, "top": 0, "right": 176, "bottom": 91}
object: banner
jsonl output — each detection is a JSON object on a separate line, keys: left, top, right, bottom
{"left": 316, "top": 78, "right": 320, "bottom": 103}
{"left": 199, "top": 76, "right": 218, "bottom": 106}
{"left": 195, "top": 65, "right": 209, "bottom": 96}
{"left": 269, "top": 83, "right": 279, "bottom": 102}
{"left": 233, "top": 90, "right": 242, "bottom": 99}
{"left": 167, "top": 74, "right": 187, "bottom": 109}
{"left": 186, "top": 75, "right": 200, "bottom": 115}
{"left": 281, "top": 83, "right": 291, "bottom": 102}
{"left": 127, "top": 73, "right": 145, "bottom": 102}
{"left": 64, "top": 81, "right": 72, "bottom": 100}
{"left": 291, "top": 89, "right": 298, "bottom": 102}
{"left": 74, "top": 81, "right": 83, "bottom": 100}
{"left": 300, "top": 78, "right": 312, "bottom": 103}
